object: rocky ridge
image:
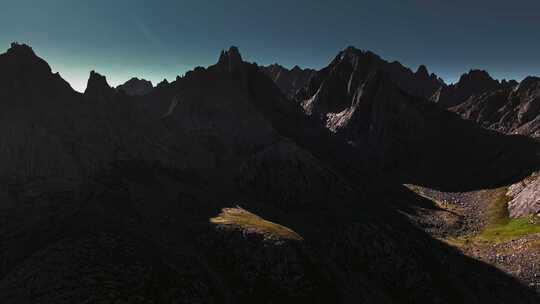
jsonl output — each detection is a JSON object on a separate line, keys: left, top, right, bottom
{"left": 431, "top": 70, "right": 511, "bottom": 108}
{"left": 453, "top": 76, "right": 540, "bottom": 138}
{"left": 260, "top": 64, "right": 317, "bottom": 99}
{"left": 117, "top": 77, "right": 154, "bottom": 96}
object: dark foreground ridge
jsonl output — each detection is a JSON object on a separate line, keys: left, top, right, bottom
{"left": 0, "top": 43, "right": 539, "bottom": 303}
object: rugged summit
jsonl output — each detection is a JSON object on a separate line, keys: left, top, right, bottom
{"left": 431, "top": 70, "right": 507, "bottom": 108}
{"left": 298, "top": 46, "right": 444, "bottom": 120}
{"left": 217, "top": 46, "right": 243, "bottom": 72}
{"left": 84, "top": 70, "right": 115, "bottom": 99}
{"left": 453, "top": 76, "right": 540, "bottom": 137}
{"left": 0, "top": 43, "right": 73, "bottom": 99}
{"left": 117, "top": 77, "right": 153, "bottom": 96}
{"left": 260, "top": 64, "right": 316, "bottom": 99}
{"left": 507, "top": 173, "right": 540, "bottom": 218}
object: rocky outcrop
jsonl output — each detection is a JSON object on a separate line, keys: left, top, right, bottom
{"left": 453, "top": 76, "right": 540, "bottom": 137}
{"left": 84, "top": 70, "right": 115, "bottom": 99}
{"left": 431, "top": 70, "right": 506, "bottom": 108}
{"left": 117, "top": 77, "right": 153, "bottom": 96}
{"left": 507, "top": 173, "right": 540, "bottom": 218}
{"left": 260, "top": 64, "right": 316, "bottom": 99}
{"left": 217, "top": 46, "right": 243, "bottom": 72}
{"left": 156, "top": 78, "right": 169, "bottom": 89}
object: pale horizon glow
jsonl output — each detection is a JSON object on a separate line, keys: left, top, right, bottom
{"left": 3, "top": 0, "right": 538, "bottom": 92}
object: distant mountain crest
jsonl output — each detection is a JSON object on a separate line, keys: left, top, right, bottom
{"left": 432, "top": 69, "right": 503, "bottom": 108}
{"left": 117, "top": 77, "right": 153, "bottom": 96}
{"left": 260, "top": 64, "right": 316, "bottom": 99}
{"left": 453, "top": 76, "right": 540, "bottom": 137}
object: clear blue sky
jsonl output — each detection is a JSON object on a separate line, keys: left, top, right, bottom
{"left": 1, "top": 0, "right": 539, "bottom": 92}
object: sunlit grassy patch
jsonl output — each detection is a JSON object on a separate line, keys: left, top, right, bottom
{"left": 478, "top": 188, "right": 540, "bottom": 243}
{"left": 479, "top": 217, "right": 540, "bottom": 243}
{"left": 210, "top": 207, "right": 303, "bottom": 241}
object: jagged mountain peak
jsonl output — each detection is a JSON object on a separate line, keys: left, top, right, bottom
{"left": 0, "top": 42, "right": 75, "bottom": 96}
{"left": 517, "top": 76, "right": 540, "bottom": 91}
{"left": 117, "top": 77, "right": 153, "bottom": 96}
{"left": 265, "top": 63, "right": 315, "bottom": 73}
{"left": 334, "top": 46, "right": 381, "bottom": 65}
{"left": 296, "top": 47, "right": 444, "bottom": 117}
{"left": 87, "top": 70, "right": 110, "bottom": 87}
{"left": 447, "top": 72, "right": 540, "bottom": 137}
{"left": 339, "top": 45, "right": 373, "bottom": 57}
{"left": 126, "top": 76, "right": 145, "bottom": 82}
{"left": 457, "top": 69, "right": 495, "bottom": 85}
{"left": 217, "top": 46, "right": 243, "bottom": 72}
{"left": 84, "top": 70, "right": 114, "bottom": 98}
{"left": 1, "top": 42, "right": 52, "bottom": 73}
{"left": 501, "top": 79, "right": 519, "bottom": 89}
{"left": 7, "top": 42, "right": 37, "bottom": 57}
{"left": 433, "top": 69, "right": 502, "bottom": 108}
{"left": 415, "top": 65, "right": 429, "bottom": 77}
{"left": 260, "top": 63, "right": 317, "bottom": 98}
{"left": 343, "top": 45, "right": 357, "bottom": 53}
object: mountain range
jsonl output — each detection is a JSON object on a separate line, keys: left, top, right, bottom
{"left": 1, "top": 42, "right": 540, "bottom": 303}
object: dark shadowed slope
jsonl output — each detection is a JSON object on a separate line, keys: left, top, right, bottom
{"left": 0, "top": 44, "right": 539, "bottom": 303}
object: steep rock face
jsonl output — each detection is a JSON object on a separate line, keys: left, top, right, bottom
{"left": 452, "top": 88, "right": 513, "bottom": 129}
{"left": 453, "top": 76, "right": 540, "bottom": 137}
{"left": 117, "top": 77, "right": 153, "bottom": 96}
{"left": 297, "top": 47, "right": 444, "bottom": 120}
{"left": 507, "top": 173, "right": 540, "bottom": 218}
{"left": 84, "top": 70, "right": 115, "bottom": 100}
{"left": 431, "top": 70, "right": 508, "bottom": 108}
{"left": 260, "top": 64, "right": 316, "bottom": 99}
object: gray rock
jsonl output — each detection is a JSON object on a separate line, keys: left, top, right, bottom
{"left": 508, "top": 174, "right": 540, "bottom": 218}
